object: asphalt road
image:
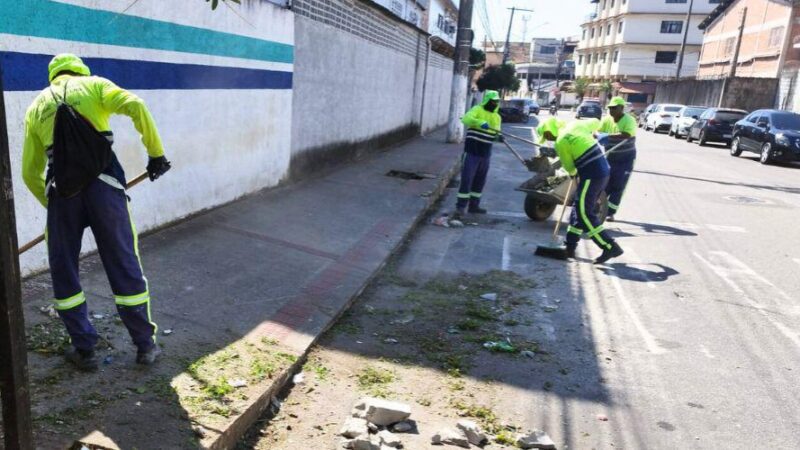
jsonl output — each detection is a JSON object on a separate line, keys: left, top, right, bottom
{"left": 393, "top": 114, "right": 800, "bottom": 449}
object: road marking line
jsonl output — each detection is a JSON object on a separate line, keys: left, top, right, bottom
{"left": 694, "top": 252, "right": 800, "bottom": 348}
{"left": 662, "top": 221, "right": 701, "bottom": 230}
{"left": 793, "top": 258, "right": 800, "bottom": 267}
{"left": 699, "top": 345, "right": 716, "bottom": 359}
{"left": 708, "top": 251, "right": 792, "bottom": 302}
{"left": 501, "top": 236, "right": 511, "bottom": 271}
{"left": 705, "top": 224, "right": 747, "bottom": 233}
{"left": 608, "top": 274, "right": 667, "bottom": 355}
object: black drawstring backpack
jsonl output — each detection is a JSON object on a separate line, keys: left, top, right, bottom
{"left": 50, "top": 80, "right": 112, "bottom": 198}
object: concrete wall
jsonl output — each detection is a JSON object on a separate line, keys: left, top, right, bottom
{"left": 1, "top": 0, "right": 294, "bottom": 274}
{"left": 289, "top": 0, "right": 453, "bottom": 178}
{"left": 654, "top": 77, "right": 779, "bottom": 111}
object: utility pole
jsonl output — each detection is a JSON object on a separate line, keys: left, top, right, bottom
{"left": 502, "top": 7, "right": 534, "bottom": 65}
{"left": 446, "top": 0, "right": 475, "bottom": 143}
{"left": 675, "top": 0, "right": 694, "bottom": 79}
{"left": 0, "top": 61, "right": 35, "bottom": 450}
{"left": 729, "top": 7, "right": 747, "bottom": 78}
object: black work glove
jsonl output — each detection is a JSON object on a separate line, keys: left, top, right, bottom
{"left": 539, "top": 146, "right": 557, "bottom": 158}
{"left": 497, "top": 134, "right": 505, "bottom": 143}
{"left": 147, "top": 156, "right": 172, "bottom": 181}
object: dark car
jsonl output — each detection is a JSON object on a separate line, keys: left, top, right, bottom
{"left": 499, "top": 99, "right": 530, "bottom": 123}
{"left": 731, "top": 110, "right": 800, "bottom": 164}
{"left": 686, "top": 108, "right": 747, "bottom": 146}
{"left": 575, "top": 101, "right": 602, "bottom": 120}
{"left": 522, "top": 98, "right": 540, "bottom": 115}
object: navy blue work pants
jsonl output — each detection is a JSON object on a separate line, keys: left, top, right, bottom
{"left": 566, "top": 175, "right": 615, "bottom": 251}
{"left": 456, "top": 152, "right": 491, "bottom": 209}
{"left": 47, "top": 178, "right": 156, "bottom": 352}
{"left": 606, "top": 158, "right": 635, "bottom": 216}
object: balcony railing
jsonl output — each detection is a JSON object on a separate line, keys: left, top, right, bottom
{"left": 585, "top": 12, "right": 597, "bottom": 20}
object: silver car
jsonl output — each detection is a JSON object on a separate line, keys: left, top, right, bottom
{"left": 669, "top": 106, "right": 708, "bottom": 139}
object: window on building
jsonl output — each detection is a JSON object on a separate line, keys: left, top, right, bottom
{"left": 578, "top": 54, "right": 584, "bottom": 65}
{"left": 724, "top": 37, "right": 735, "bottom": 55}
{"left": 618, "top": 21, "right": 623, "bottom": 33}
{"left": 591, "top": 28, "right": 595, "bottom": 38}
{"left": 582, "top": 29, "right": 586, "bottom": 40}
{"left": 607, "top": 24, "right": 612, "bottom": 35}
{"left": 601, "top": 52, "right": 607, "bottom": 63}
{"left": 540, "top": 46, "right": 557, "bottom": 54}
{"left": 768, "top": 26, "right": 785, "bottom": 48}
{"left": 602, "top": 0, "right": 606, "bottom": 9}
{"left": 613, "top": 50, "right": 619, "bottom": 62}
{"left": 587, "top": 54, "right": 592, "bottom": 64}
{"left": 611, "top": 0, "right": 615, "bottom": 7}
{"left": 655, "top": 51, "right": 678, "bottom": 63}
{"left": 666, "top": 0, "right": 687, "bottom": 3}
{"left": 437, "top": 14, "right": 444, "bottom": 30}
{"left": 660, "top": 21, "right": 683, "bottom": 33}
{"left": 594, "top": 53, "right": 599, "bottom": 63}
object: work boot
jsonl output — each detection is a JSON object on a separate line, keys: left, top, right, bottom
{"left": 136, "top": 345, "right": 162, "bottom": 366}
{"left": 452, "top": 207, "right": 466, "bottom": 221}
{"left": 565, "top": 247, "right": 577, "bottom": 259}
{"left": 594, "top": 241, "right": 624, "bottom": 264}
{"left": 65, "top": 347, "right": 98, "bottom": 372}
{"left": 468, "top": 206, "right": 487, "bottom": 214}
{"left": 606, "top": 214, "right": 616, "bottom": 222}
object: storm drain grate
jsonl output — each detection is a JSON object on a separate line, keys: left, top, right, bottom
{"left": 385, "top": 170, "right": 435, "bottom": 180}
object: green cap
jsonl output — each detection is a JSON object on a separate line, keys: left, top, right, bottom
{"left": 607, "top": 96, "right": 626, "bottom": 108}
{"left": 48, "top": 53, "right": 91, "bottom": 82}
{"left": 536, "top": 117, "right": 565, "bottom": 144}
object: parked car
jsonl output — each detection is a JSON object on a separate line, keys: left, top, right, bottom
{"left": 644, "top": 104, "right": 683, "bottom": 133}
{"left": 669, "top": 106, "right": 708, "bottom": 139}
{"left": 687, "top": 108, "right": 747, "bottom": 146}
{"left": 637, "top": 103, "right": 659, "bottom": 128}
{"left": 731, "top": 109, "right": 800, "bottom": 164}
{"left": 575, "top": 101, "right": 602, "bottom": 119}
{"left": 499, "top": 99, "right": 531, "bottom": 123}
{"left": 523, "top": 98, "right": 540, "bottom": 115}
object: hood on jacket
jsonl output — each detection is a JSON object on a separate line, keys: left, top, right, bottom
{"left": 48, "top": 53, "right": 91, "bottom": 82}
{"left": 481, "top": 90, "right": 501, "bottom": 112}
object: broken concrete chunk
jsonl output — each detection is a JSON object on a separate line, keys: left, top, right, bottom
{"left": 339, "top": 417, "right": 369, "bottom": 439}
{"left": 517, "top": 430, "right": 556, "bottom": 449}
{"left": 431, "top": 428, "right": 470, "bottom": 448}
{"left": 480, "top": 293, "right": 498, "bottom": 301}
{"left": 368, "top": 422, "right": 379, "bottom": 433}
{"left": 354, "top": 397, "right": 411, "bottom": 426}
{"left": 391, "top": 421, "right": 413, "bottom": 433}
{"left": 350, "top": 436, "right": 381, "bottom": 450}
{"left": 457, "top": 419, "right": 488, "bottom": 446}
{"left": 377, "top": 430, "right": 403, "bottom": 448}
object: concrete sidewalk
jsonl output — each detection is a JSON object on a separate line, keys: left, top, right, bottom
{"left": 18, "top": 129, "right": 461, "bottom": 449}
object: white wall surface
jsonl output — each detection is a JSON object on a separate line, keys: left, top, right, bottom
{"left": 622, "top": 14, "right": 708, "bottom": 44}
{"left": 1, "top": 0, "right": 294, "bottom": 275}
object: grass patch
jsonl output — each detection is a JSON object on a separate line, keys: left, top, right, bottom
{"left": 494, "top": 430, "right": 517, "bottom": 446}
{"left": 451, "top": 400, "right": 503, "bottom": 434}
{"left": 250, "top": 360, "right": 277, "bottom": 381}
{"left": 456, "top": 318, "right": 481, "bottom": 331}
{"left": 357, "top": 366, "right": 396, "bottom": 398}
{"left": 27, "top": 322, "right": 71, "bottom": 354}
{"left": 464, "top": 301, "right": 498, "bottom": 321}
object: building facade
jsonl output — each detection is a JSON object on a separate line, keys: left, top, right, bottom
{"left": 575, "top": 0, "right": 718, "bottom": 102}
{"left": 696, "top": 0, "right": 800, "bottom": 79}
{"left": 425, "top": 0, "right": 458, "bottom": 47}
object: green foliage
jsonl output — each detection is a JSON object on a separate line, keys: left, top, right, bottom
{"left": 572, "top": 77, "right": 589, "bottom": 99}
{"left": 476, "top": 64, "right": 521, "bottom": 92}
{"left": 470, "top": 48, "right": 486, "bottom": 68}
{"left": 207, "top": 0, "right": 241, "bottom": 10}
{"left": 600, "top": 80, "right": 614, "bottom": 99}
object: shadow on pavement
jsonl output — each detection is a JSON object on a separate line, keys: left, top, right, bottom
{"left": 610, "top": 220, "right": 698, "bottom": 237}
{"left": 596, "top": 263, "right": 679, "bottom": 283}
{"left": 635, "top": 169, "right": 800, "bottom": 194}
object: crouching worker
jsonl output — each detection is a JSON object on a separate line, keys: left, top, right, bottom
{"left": 536, "top": 117, "right": 623, "bottom": 264}
{"left": 453, "top": 90, "right": 503, "bottom": 219}
{"left": 22, "top": 54, "right": 171, "bottom": 371}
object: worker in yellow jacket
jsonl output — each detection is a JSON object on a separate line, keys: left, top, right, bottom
{"left": 537, "top": 117, "right": 623, "bottom": 263}
{"left": 22, "top": 54, "right": 171, "bottom": 371}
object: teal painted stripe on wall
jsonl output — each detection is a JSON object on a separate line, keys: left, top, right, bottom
{"left": 0, "top": 0, "right": 293, "bottom": 64}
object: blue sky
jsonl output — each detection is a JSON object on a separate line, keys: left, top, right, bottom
{"left": 468, "top": 0, "right": 591, "bottom": 45}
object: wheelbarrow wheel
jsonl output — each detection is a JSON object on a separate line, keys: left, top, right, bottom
{"left": 524, "top": 194, "right": 557, "bottom": 221}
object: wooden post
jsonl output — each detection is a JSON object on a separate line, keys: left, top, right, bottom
{"left": 0, "top": 59, "right": 36, "bottom": 449}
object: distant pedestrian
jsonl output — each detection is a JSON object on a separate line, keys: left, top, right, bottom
{"left": 21, "top": 54, "right": 171, "bottom": 371}
{"left": 453, "top": 90, "right": 503, "bottom": 219}
{"left": 537, "top": 117, "right": 623, "bottom": 263}
{"left": 598, "top": 96, "right": 637, "bottom": 221}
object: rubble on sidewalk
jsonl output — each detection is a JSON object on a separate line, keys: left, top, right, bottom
{"left": 516, "top": 430, "right": 556, "bottom": 449}
{"left": 340, "top": 398, "right": 413, "bottom": 448}
{"left": 431, "top": 427, "right": 470, "bottom": 448}
{"left": 456, "top": 419, "right": 488, "bottom": 446}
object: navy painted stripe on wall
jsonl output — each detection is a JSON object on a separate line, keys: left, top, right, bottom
{"left": 0, "top": 52, "right": 293, "bottom": 91}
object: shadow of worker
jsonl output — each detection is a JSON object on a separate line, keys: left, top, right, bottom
{"left": 611, "top": 220, "right": 698, "bottom": 237}
{"left": 597, "top": 263, "right": 679, "bottom": 283}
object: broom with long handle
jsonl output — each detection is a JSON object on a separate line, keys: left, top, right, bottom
{"left": 534, "top": 177, "right": 574, "bottom": 260}
{"left": 18, "top": 171, "right": 149, "bottom": 255}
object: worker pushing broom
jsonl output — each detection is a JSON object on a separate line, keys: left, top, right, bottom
{"left": 534, "top": 117, "right": 624, "bottom": 264}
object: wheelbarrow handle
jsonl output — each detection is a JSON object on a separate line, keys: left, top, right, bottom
{"left": 18, "top": 171, "right": 150, "bottom": 255}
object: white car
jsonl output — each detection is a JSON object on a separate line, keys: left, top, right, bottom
{"left": 645, "top": 104, "right": 683, "bottom": 133}
{"left": 669, "top": 106, "right": 708, "bottom": 139}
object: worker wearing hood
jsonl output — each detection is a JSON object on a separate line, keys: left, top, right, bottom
{"left": 454, "top": 90, "right": 502, "bottom": 218}
{"left": 537, "top": 117, "right": 624, "bottom": 264}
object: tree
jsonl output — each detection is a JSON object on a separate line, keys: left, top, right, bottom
{"left": 476, "top": 64, "right": 520, "bottom": 92}
{"left": 572, "top": 77, "right": 589, "bottom": 101}
{"left": 600, "top": 80, "right": 613, "bottom": 100}
{"left": 470, "top": 48, "right": 486, "bottom": 69}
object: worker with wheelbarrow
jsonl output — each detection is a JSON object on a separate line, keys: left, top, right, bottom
{"left": 535, "top": 117, "right": 623, "bottom": 263}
